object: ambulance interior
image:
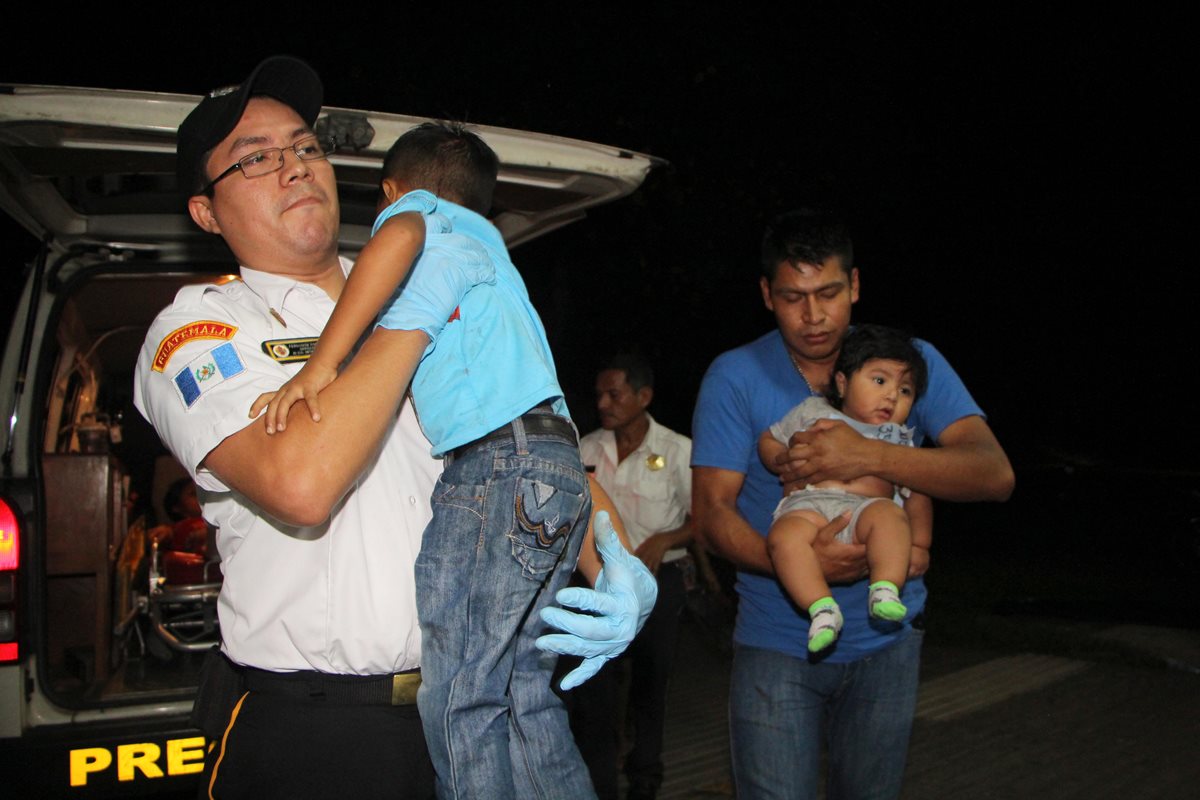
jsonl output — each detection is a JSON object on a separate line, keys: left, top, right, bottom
{"left": 41, "top": 269, "right": 226, "bottom": 707}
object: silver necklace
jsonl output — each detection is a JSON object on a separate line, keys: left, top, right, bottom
{"left": 787, "top": 350, "right": 821, "bottom": 396}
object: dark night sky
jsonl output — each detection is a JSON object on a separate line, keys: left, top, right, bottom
{"left": 2, "top": 8, "right": 1194, "bottom": 473}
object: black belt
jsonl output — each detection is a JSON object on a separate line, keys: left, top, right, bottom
{"left": 241, "top": 665, "right": 421, "bottom": 706}
{"left": 449, "top": 404, "right": 575, "bottom": 461}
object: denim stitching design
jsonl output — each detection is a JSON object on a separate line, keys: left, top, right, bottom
{"left": 514, "top": 482, "right": 572, "bottom": 547}
{"left": 432, "top": 477, "right": 486, "bottom": 518}
{"left": 506, "top": 475, "right": 583, "bottom": 579}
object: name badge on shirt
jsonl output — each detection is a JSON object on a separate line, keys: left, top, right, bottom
{"left": 261, "top": 337, "right": 320, "bottom": 363}
{"left": 173, "top": 342, "right": 246, "bottom": 408}
{"left": 646, "top": 453, "right": 665, "bottom": 471}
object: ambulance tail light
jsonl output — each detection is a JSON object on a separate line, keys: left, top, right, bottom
{"left": 0, "top": 496, "right": 18, "bottom": 663}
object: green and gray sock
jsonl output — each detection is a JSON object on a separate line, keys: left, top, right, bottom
{"left": 869, "top": 580, "right": 907, "bottom": 621}
{"left": 807, "top": 597, "right": 843, "bottom": 653}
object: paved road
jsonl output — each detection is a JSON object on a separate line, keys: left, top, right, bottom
{"left": 653, "top": 608, "right": 1200, "bottom": 799}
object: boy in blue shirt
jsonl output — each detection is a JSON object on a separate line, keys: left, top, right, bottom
{"left": 253, "top": 122, "right": 650, "bottom": 799}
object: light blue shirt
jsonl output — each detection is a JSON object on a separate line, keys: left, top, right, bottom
{"left": 374, "top": 191, "right": 568, "bottom": 456}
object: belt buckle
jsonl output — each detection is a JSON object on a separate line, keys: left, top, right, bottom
{"left": 391, "top": 672, "right": 421, "bottom": 705}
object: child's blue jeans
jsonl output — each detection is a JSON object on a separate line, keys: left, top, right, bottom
{"left": 415, "top": 412, "right": 595, "bottom": 800}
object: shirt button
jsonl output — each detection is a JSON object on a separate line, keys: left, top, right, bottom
{"left": 409, "top": 496, "right": 417, "bottom": 505}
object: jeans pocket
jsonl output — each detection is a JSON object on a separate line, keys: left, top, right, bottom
{"left": 506, "top": 475, "right": 585, "bottom": 579}
{"left": 432, "top": 476, "right": 485, "bottom": 518}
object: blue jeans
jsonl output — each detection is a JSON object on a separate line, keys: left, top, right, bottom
{"left": 729, "top": 629, "right": 924, "bottom": 800}
{"left": 415, "top": 415, "right": 595, "bottom": 800}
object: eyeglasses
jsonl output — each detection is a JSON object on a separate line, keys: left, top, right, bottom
{"left": 202, "top": 135, "right": 336, "bottom": 194}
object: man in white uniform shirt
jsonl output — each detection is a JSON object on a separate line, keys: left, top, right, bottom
{"left": 134, "top": 56, "right": 654, "bottom": 800}
{"left": 578, "top": 354, "right": 693, "bottom": 800}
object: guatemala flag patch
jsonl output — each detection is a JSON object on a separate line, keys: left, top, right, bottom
{"left": 172, "top": 342, "right": 246, "bottom": 408}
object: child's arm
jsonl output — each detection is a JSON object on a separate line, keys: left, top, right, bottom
{"left": 577, "top": 475, "right": 635, "bottom": 585}
{"left": 250, "top": 211, "right": 425, "bottom": 433}
{"left": 904, "top": 490, "right": 933, "bottom": 578}
{"left": 759, "top": 430, "right": 789, "bottom": 476}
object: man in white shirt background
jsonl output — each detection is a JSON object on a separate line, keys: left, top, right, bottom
{"left": 577, "top": 354, "right": 694, "bottom": 800}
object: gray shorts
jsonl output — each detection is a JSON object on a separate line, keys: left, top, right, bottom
{"left": 771, "top": 487, "right": 894, "bottom": 544}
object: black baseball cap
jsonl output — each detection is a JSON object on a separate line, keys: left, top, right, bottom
{"left": 176, "top": 55, "right": 323, "bottom": 196}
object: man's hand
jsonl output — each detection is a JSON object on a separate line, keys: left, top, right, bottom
{"left": 536, "top": 511, "right": 658, "bottom": 691}
{"left": 777, "top": 418, "right": 880, "bottom": 491}
{"left": 908, "top": 544, "right": 931, "bottom": 579}
{"left": 782, "top": 415, "right": 1013, "bottom": 503}
{"left": 248, "top": 359, "right": 338, "bottom": 435}
{"left": 812, "top": 511, "right": 868, "bottom": 584}
{"left": 633, "top": 531, "right": 674, "bottom": 575}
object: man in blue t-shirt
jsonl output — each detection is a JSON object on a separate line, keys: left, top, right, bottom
{"left": 691, "top": 208, "right": 1013, "bottom": 799}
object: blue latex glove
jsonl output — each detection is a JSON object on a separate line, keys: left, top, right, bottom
{"left": 536, "top": 511, "right": 659, "bottom": 691}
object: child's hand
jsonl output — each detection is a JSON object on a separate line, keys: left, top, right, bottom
{"left": 248, "top": 361, "right": 338, "bottom": 434}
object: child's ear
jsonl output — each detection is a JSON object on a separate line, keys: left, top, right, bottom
{"left": 380, "top": 178, "right": 403, "bottom": 204}
{"left": 834, "top": 371, "right": 848, "bottom": 399}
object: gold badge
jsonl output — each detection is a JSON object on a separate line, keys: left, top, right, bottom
{"left": 646, "top": 453, "right": 665, "bottom": 471}
{"left": 261, "top": 337, "right": 320, "bottom": 363}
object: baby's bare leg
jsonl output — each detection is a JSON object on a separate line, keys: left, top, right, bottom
{"left": 854, "top": 500, "right": 912, "bottom": 621}
{"left": 768, "top": 510, "right": 831, "bottom": 609}
{"left": 768, "top": 510, "right": 843, "bottom": 652}
{"left": 854, "top": 500, "right": 912, "bottom": 588}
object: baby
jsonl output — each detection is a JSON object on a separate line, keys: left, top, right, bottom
{"left": 759, "top": 324, "right": 933, "bottom": 653}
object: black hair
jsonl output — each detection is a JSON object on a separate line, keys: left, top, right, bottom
{"left": 760, "top": 208, "right": 854, "bottom": 281}
{"left": 163, "top": 477, "right": 195, "bottom": 522}
{"left": 601, "top": 352, "right": 654, "bottom": 392}
{"left": 381, "top": 121, "right": 499, "bottom": 215}
{"left": 826, "top": 325, "right": 927, "bottom": 410}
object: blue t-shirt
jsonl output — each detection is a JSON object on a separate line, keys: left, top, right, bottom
{"left": 374, "top": 191, "right": 568, "bottom": 455}
{"left": 691, "top": 330, "right": 983, "bottom": 662}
